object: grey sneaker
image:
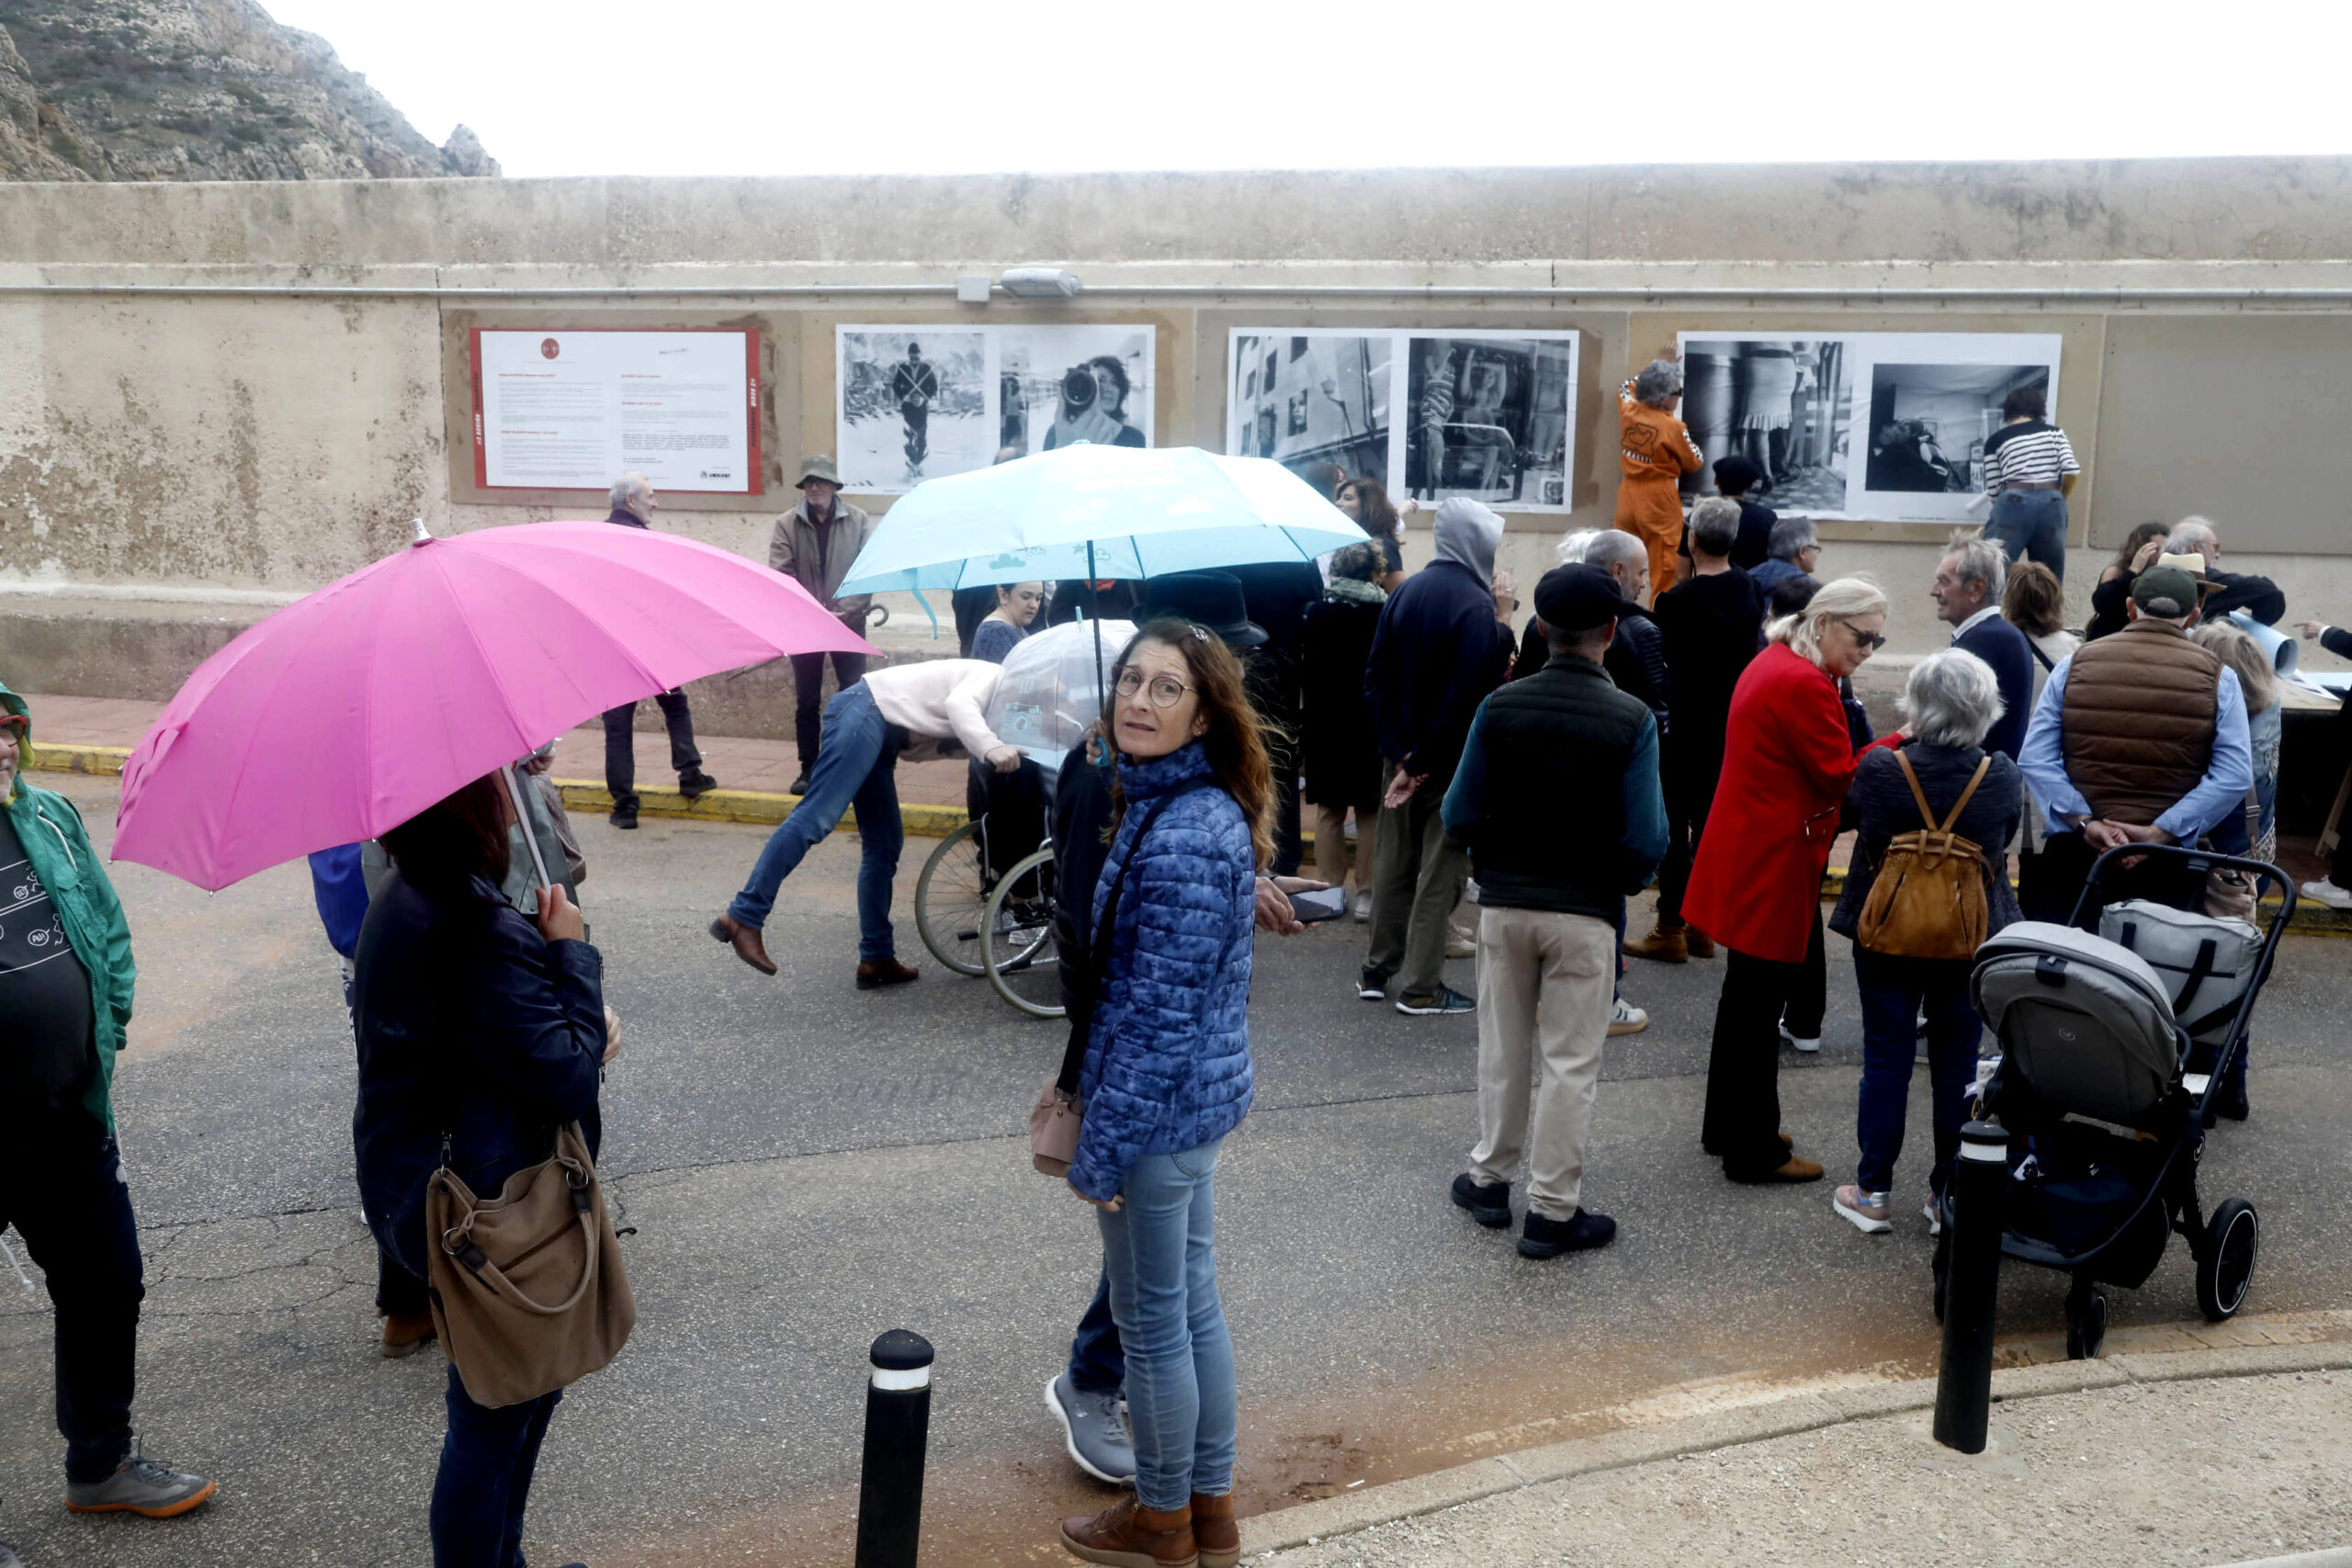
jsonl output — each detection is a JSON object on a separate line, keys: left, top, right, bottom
{"left": 1396, "top": 985, "right": 1476, "bottom": 1017}
{"left": 64, "top": 1444, "right": 218, "bottom": 1518}
{"left": 0, "top": 1539, "right": 22, "bottom": 1568}
{"left": 1045, "top": 1371, "right": 1136, "bottom": 1484}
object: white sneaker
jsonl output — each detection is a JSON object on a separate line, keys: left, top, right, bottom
{"left": 1351, "top": 891, "right": 1372, "bottom": 924}
{"left": 2300, "top": 878, "right": 2352, "bottom": 911}
{"left": 1833, "top": 1185, "right": 1894, "bottom": 1235}
{"left": 1608, "top": 997, "right": 1648, "bottom": 1036}
{"left": 1780, "top": 1022, "right": 1822, "bottom": 1054}
{"left": 1446, "top": 922, "right": 1476, "bottom": 959}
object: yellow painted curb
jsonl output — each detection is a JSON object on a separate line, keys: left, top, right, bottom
{"left": 25, "top": 742, "right": 132, "bottom": 777}
{"left": 551, "top": 780, "right": 968, "bottom": 839}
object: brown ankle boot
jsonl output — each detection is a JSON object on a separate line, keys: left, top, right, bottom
{"left": 1190, "top": 1492, "right": 1239, "bottom": 1568}
{"left": 1623, "top": 922, "right": 1689, "bottom": 964}
{"left": 379, "top": 1312, "right": 437, "bottom": 1359}
{"left": 855, "top": 956, "right": 920, "bottom": 990}
{"left": 1059, "top": 1495, "right": 1197, "bottom": 1567}
{"left": 1685, "top": 927, "right": 1717, "bottom": 959}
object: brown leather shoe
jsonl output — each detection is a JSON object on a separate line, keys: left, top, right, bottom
{"left": 1622, "top": 923, "right": 1689, "bottom": 964}
{"left": 380, "top": 1312, "right": 437, "bottom": 1359}
{"left": 1059, "top": 1495, "right": 1197, "bottom": 1567}
{"left": 1686, "top": 928, "right": 1717, "bottom": 959}
{"left": 856, "top": 956, "right": 921, "bottom": 990}
{"left": 708, "top": 915, "right": 776, "bottom": 976}
{"left": 1758, "top": 1155, "right": 1825, "bottom": 1182}
{"left": 1191, "top": 1492, "right": 1239, "bottom": 1568}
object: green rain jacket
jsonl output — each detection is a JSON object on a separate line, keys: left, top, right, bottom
{"left": 2, "top": 681, "right": 136, "bottom": 1131}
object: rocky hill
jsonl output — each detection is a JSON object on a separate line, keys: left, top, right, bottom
{"left": 0, "top": 0, "right": 494, "bottom": 181}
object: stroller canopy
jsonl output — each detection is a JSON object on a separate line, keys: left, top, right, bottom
{"left": 1973, "top": 921, "right": 2181, "bottom": 1125}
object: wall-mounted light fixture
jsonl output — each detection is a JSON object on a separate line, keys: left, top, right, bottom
{"left": 999, "top": 267, "right": 1082, "bottom": 300}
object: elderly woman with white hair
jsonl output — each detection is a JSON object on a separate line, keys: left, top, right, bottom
{"left": 1683, "top": 577, "right": 1900, "bottom": 1184}
{"left": 1825, "top": 649, "right": 2022, "bottom": 1235}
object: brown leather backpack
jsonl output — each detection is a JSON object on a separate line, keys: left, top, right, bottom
{"left": 1855, "top": 751, "right": 1993, "bottom": 962}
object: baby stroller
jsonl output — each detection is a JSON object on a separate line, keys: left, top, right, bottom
{"left": 1944, "top": 845, "right": 2294, "bottom": 1359}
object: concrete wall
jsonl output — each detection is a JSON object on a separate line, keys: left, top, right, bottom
{"left": 6, "top": 158, "right": 2352, "bottom": 730}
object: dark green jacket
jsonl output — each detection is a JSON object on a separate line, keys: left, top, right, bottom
{"left": 2, "top": 681, "right": 137, "bottom": 1130}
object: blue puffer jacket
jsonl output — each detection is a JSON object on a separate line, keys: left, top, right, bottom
{"left": 1069, "top": 743, "right": 1257, "bottom": 1201}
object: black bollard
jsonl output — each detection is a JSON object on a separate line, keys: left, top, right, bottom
{"left": 854, "top": 1329, "right": 935, "bottom": 1568}
{"left": 1932, "top": 1120, "right": 2010, "bottom": 1454}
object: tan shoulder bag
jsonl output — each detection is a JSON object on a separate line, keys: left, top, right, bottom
{"left": 1856, "top": 751, "right": 1994, "bottom": 962}
{"left": 424, "top": 1121, "right": 636, "bottom": 1409}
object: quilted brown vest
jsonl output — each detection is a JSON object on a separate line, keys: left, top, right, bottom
{"left": 2060, "top": 617, "right": 2222, "bottom": 825}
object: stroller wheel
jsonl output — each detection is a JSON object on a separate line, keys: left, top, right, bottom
{"left": 2197, "top": 1200, "right": 2259, "bottom": 1322}
{"left": 2064, "top": 1278, "right": 2108, "bottom": 1360}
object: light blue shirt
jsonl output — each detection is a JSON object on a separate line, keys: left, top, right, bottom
{"left": 2017, "top": 655, "right": 2253, "bottom": 843}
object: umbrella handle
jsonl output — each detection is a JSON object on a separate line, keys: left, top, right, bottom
{"left": 503, "top": 762, "right": 557, "bottom": 894}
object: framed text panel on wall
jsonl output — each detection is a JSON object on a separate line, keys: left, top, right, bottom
{"left": 469, "top": 328, "right": 762, "bottom": 495}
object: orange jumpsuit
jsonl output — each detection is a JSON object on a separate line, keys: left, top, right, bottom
{"left": 1615, "top": 380, "right": 1703, "bottom": 599}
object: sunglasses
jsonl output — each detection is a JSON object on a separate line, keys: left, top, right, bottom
{"left": 1839, "top": 620, "right": 1889, "bottom": 651}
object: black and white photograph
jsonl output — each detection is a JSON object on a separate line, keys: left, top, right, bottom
{"left": 836, "top": 329, "right": 989, "bottom": 491}
{"left": 1396, "top": 333, "right": 1577, "bottom": 510}
{"left": 1862, "top": 362, "right": 2052, "bottom": 494}
{"left": 1227, "top": 331, "right": 1391, "bottom": 491}
{"left": 1677, "top": 336, "right": 1853, "bottom": 513}
{"left": 996, "top": 324, "right": 1154, "bottom": 458}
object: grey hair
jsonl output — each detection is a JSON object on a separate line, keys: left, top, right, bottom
{"left": 1902, "top": 648, "right": 2006, "bottom": 750}
{"left": 2165, "top": 516, "right": 2219, "bottom": 557}
{"left": 1768, "top": 575, "right": 1890, "bottom": 666}
{"left": 608, "top": 471, "right": 654, "bottom": 513}
{"left": 1555, "top": 528, "right": 1602, "bottom": 565}
{"left": 1767, "top": 515, "right": 1817, "bottom": 562}
{"left": 1941, "top": 531, "right": 2009, "bottom": 597}
{"left": 2192, "top": 623, "right": 2281, "bottom": 715}
{"left": 1689, "top": 496, "right": 1742, "bottom": 557}
{"left": 1634, "top": 359, "right": 1682, "bottom": 408}
{"left": 1582, "top": 529, "right": 1649, "bottom": 575}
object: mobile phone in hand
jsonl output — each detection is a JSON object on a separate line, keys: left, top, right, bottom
{"left": 1289, "top": 886, "right": 1349, "bottom": 924}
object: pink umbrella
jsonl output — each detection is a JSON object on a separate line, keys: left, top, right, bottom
{"left": 115, "top": 521, "right": 876, "bottom": 891}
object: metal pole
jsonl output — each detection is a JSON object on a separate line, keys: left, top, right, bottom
{"left": 854, "top": 1329, "right": 935, "bottom": 1568}
{"left": 1932, "top": 1120, "right": 2011, "bottom": 1453}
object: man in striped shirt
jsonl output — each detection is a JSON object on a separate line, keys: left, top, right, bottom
{"left": 1980, "top": 383, "right": 2081, "bottom": 580}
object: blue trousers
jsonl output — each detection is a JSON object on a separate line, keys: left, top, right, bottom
{"left": 1068, "top": 1271, "right": 1125, "bottom": 1393}
{"left": 726, "top": 682, "right": 905, "bottom": 962}
{"left": 1850, "top": 948, "right": 1981, "bottom": 1196}
{"left": 1984, "top": 489, "right": 2068, "bottom": 581}
{"left": 1097, "top": 1140, "right": 1237, "bottom": 1511}
{"left": 430, "top": 1365, "right": 562, "bottom": 1568}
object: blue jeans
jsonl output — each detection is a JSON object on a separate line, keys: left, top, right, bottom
{"left": 430, "top": 1364, "right": 562, "bottom": 1568}
{"left": 1068, "top": 1269, "right": 1125, "bottom": 1393}
{"left": 1097, "top": 1140, "right": 1236, "bottom": 1511}
{"left": 1851, "top": 948, "right": 1981, "bottom": 1196}
{"left": 726, "top": 682, "right": 905, "bottom": 962}
{"left": 1984, "top": 489, "right": 2067, "bottom": 581}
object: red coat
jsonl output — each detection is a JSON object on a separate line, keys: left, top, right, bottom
{"left": 1682, "top": 642, "right": 1897, "bottom": 964}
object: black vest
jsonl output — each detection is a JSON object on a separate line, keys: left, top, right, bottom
{"left": 1467, "top": 656, "right": 1652, "bottom": 919}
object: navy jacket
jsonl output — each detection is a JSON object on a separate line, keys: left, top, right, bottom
{"left": 1363, "top": 558, "right": 1510, "bottom": 787}
{"left": 1953, "top": 612, "right": 2037, "bottom": 762}
{"left": 353, "top": 872, "right": 606, "bottom": 1282}
{"left": 1069, "top": 744, "right": 1256, "bottom": 1201}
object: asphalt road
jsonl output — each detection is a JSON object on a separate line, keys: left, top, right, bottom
{"left": 4, "top": 775, "right": 2347, "bottom": 1567}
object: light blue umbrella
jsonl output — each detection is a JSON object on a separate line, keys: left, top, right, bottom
{"left": 835, "top": 444, "right": 1371, "bottom": 595}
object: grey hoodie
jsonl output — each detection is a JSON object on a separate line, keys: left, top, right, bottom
{"left": 1431, "top": 497, "right": 1502, "bottom": 581}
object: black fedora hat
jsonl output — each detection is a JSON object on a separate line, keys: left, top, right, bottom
{"left": 1130, "top": 570, "right": 1267, "bottom": 649}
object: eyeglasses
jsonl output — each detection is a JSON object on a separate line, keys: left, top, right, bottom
{"left": 1839, "top": 620, "right": 1889, "bottom": 651}
{"left": 1114, "top": 669, "right": 1195, "bottom": 709}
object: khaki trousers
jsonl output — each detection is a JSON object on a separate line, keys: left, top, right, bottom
{"left": 1467, "top": 905, "right": 1615, "bottom": 1219}
{"left": 1312, "top": 803, "right": 1379, "bottom": 899}
{"left": 1365, "top": 762, "right": 1469, "bottom": 998}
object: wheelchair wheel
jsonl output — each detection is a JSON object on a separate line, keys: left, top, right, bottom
{"left": 913, "top": 819, "right": 992, "bottom": 976}
{"left": 982, "top": 848, "right": 1065, "bottom": 1019}
{"left": 2064, "top": 1276, "right": 2108, "bottom": 1360}
{"left": 2197, "top": 1200, "right": 2258, "bottom": 1322}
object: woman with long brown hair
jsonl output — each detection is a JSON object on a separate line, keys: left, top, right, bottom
{"left": 1335, "top": 476, "right": 1408, "bottom": 592}
{"left": 1057, "top": 621, "right": 1268, "bottom": 1568}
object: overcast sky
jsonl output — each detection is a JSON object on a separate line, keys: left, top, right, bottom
{"left": 265, "top": 0, "right": 2351, "bottom": 179}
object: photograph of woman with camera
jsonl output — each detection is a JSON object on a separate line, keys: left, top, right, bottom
{"left": 1042, "top": 353, "right": 1148, "bottom": 452}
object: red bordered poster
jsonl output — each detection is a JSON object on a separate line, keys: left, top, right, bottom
{"left": 469, "top": 327, "right": 762, "bottom": 495}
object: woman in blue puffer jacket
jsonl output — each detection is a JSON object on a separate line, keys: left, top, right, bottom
{"left": 1058, "top": 620, "right": 1270, "bottom": 1568}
